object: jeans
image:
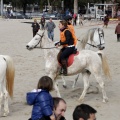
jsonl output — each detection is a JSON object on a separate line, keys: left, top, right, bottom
{"left": 47, "top": 31, "right": 54, "bottom": 41}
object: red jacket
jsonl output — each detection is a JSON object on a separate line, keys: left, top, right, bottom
{"left": 115, "top": 24, "right": 120, "bottom": 34}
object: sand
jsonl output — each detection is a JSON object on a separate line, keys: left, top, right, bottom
{"left": 0, "top": 18, "right": 120, "bottom": 120}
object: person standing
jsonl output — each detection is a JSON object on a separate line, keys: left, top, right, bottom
{"left": 79, "top": 14, "right": 83, "bottom": 26}
{"left": 31, "top": 19, "right": 40, "bottom": 37}
{"left": 26, "top": 76, "right": 55, "bottom": 120}
{"left": 103, "top": 15, "right": 109, "bottom": 28}
{"left": 115, "top": 21, "right": 120, "bottom": 42}
{"left": 73, "top": 13, "right": 77, "bottom": 26}
{"left": 45, "top": 18, "right": 56, "bottom": 41}
{"left": 40, "top": 16, "right": 46, "bottom": 30}
{"left": 117, "top": 9, "right": 120, "bottom": 21}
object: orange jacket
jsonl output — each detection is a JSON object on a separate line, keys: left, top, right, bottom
{"left": 60, "top": 29, "right": 69, "bottom": 47}
{"left": 68, "top": 25, "right": 77, "bottom": 46}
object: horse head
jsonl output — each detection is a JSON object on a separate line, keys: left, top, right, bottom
{"left": 26, "top": 29, "right": 45, "bottom": 50}
{"left": 93, "top": 28, "right": 105, "bottom": 50}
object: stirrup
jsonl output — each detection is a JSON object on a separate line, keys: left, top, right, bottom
{"left": 63, "top": 69, "right": 67, "bottom": 76}
{"left": 59, "top": 68, "right": 63, "bottom": 75}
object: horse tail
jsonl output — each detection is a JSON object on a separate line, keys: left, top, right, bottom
{"left": 4, "top": 55, "right": 15, "bottom": 98}
{"left": 97, "top": 51, "right": 111, "bottom": 80}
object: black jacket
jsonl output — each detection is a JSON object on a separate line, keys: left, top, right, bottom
{"left": 31, "top": 23, "right": 40, "bottom": 32}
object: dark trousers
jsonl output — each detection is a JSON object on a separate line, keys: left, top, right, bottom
{"left": 41, "top": 24, "right": 45, "bottom": 30}
{"left": 33, "top": 31, "right": 38, "bottom": 37}
{"left": 117, "top": 34, "right": 120, "bottom": 42}
{"left": 60, "top": 46, "right": 75, "bottom": 62}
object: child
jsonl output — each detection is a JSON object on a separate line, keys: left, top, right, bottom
{"left": 26, "top": 76, "right": 55, "bottom": 120}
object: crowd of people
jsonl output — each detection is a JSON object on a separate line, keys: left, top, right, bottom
{"left": 26, "top": 76, "right": 97, "bottom": 120}
{"left": 30, "top": 16, "right": 98, "bottom": 120}
{"left": 29, "top": 13, "right": 120, "bottom": 119}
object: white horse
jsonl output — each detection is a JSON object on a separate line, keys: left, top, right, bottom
{"left": 62, "top": 27, "right": 105, "bottom": 88}
{"left": 77, "top": 27, "right": 105, "bottom": 50}
{"left": 0, "top": 55, "right": 15, "bottom": 116}
{"left": 26, "top": 30, "right": 111, "bottom": 102}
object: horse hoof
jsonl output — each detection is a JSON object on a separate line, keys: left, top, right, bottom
{"left": 103, "top": 98, "right": 109, "bottom": 103}
{"left": 2, "top": 112, "right": 9, "bottom": 117}
{"left": 78, "top": 98, "right": 84, "bottom": 103}
{"left": 63, "top": 85, "right": 67, "bottom": 88}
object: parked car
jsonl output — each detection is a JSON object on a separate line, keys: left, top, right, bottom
{"left": 9, "top": 12, "right": 30, "bottom": 19}
{"left": 43, "top": 13, "right": 60, "bottom": 20}
{"left": 26, "top": 12, "right": 43, "bottom": 19}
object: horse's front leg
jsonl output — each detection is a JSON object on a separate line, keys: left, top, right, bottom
{"left": 3, "top": 87, "right": 9, "bottom": 117}
{"left": 61, "top": 75, "right": 67, "bottom": 88}
{"left": 78, "top": 71, "right": 90, "bottom": 102}
{"left": 0, "top": 91, "right": 3, "bottom": 116}
{"left": 48, "top": 72, "right": 61, "bottom": 97}
{"left": 54, "top": 81, "right": 61, "bottom": 97}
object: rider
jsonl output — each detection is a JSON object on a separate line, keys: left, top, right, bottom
{"left": 55, "top": 20, "right": 75, "bottom": 76}
{"left": 64, "top": 15, "right": 77, "bottom": 46}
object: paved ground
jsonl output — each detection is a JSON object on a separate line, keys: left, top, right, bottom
{"left": 0, "top": 18, "right": 120, "bottom": 120}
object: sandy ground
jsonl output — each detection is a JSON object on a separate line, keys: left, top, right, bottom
{"left": 0, "top": 18, "right": 120, "bottom": 120}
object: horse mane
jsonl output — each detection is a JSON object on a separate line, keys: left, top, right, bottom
{"left": 78, "top": 28, "right": 96, "bottom": 49}
{"left": 78, "top": 28, "right": 104, "bottom": 50}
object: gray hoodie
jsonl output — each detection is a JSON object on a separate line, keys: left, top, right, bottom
{"left": 45, "top": 21, "right": 56, "bottom": 32}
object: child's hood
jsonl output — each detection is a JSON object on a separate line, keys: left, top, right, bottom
{"left": 26, "top": 89, "right": 41, "bottom": 105}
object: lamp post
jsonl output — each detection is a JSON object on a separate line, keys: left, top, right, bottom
{"left": 1, "top": 0, "right": 3, "bottom": 17}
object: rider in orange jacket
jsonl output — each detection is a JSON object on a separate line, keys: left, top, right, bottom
{"left": 55, "top": 21, "right": 75, "bottom": 76}
{"left": 64, "top": 15, "right": 77, "bottom": 46}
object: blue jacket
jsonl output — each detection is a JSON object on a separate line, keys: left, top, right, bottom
{"left": 26, "top": 90, "right": 53, "bottom": 120}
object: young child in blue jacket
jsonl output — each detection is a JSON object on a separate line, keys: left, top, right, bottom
{"left": 26, "top": 76, "right": 55, "bottom": 120}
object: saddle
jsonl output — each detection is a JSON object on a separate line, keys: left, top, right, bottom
{"left": 57, "top": 50, "right": 79, "bottom": 67}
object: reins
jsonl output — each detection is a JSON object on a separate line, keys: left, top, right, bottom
{"left": 77, "top": 28, "right": 105, "bottom": 49}
{"left": 77, "top": 39, "right": 97, "bottom": 48}
{"left": 36, "top": 32, "right": 57, "bottom": 49}
{"left": 40, "top": 46, "right": 57, "bottom": 49}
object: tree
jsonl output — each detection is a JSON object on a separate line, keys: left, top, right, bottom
{"left": 74, "top": 0, "right": 78, "bottom": 14}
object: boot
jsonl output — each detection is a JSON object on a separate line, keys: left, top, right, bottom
{"left": 61, "top": 59, "right": 67, "bottom": 76}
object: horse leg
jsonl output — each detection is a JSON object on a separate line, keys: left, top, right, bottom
{"left": 48, "top": 73, "right": 61, "bottom": 97}
{"left": 94, "top": 74, "right": 108, "bottom": 103}
{"left": 72, "top": 74, "right": 80, "bottom": 89}
{"left": 54, "top": 80, "right": 61, "bottom": 97}
{"left": 3, "top": 86, "right": 9, "bottom": 116}
{"left": 78, "top": 71, "right": 90, "bottom": 102}
{"left": 61, "top": 75, "right": 67, "bottom": 88}
{"left": 0, "top": 89, "right": 3, "bottom": 116}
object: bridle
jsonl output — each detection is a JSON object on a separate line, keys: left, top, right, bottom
{"left": 97, "top": 28, "right": 105, "bottom": 47}
{"left": 78, "top": 39, "right": 97, "bottom": 48}
{"left": 78, "top": 28, "right": 105, "bottom": 49}
{"left": 35, "top": 32, "right": 45, "bottom": 48}
{"left": 35, "top": 31, "right": 56, "bottom": 49}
